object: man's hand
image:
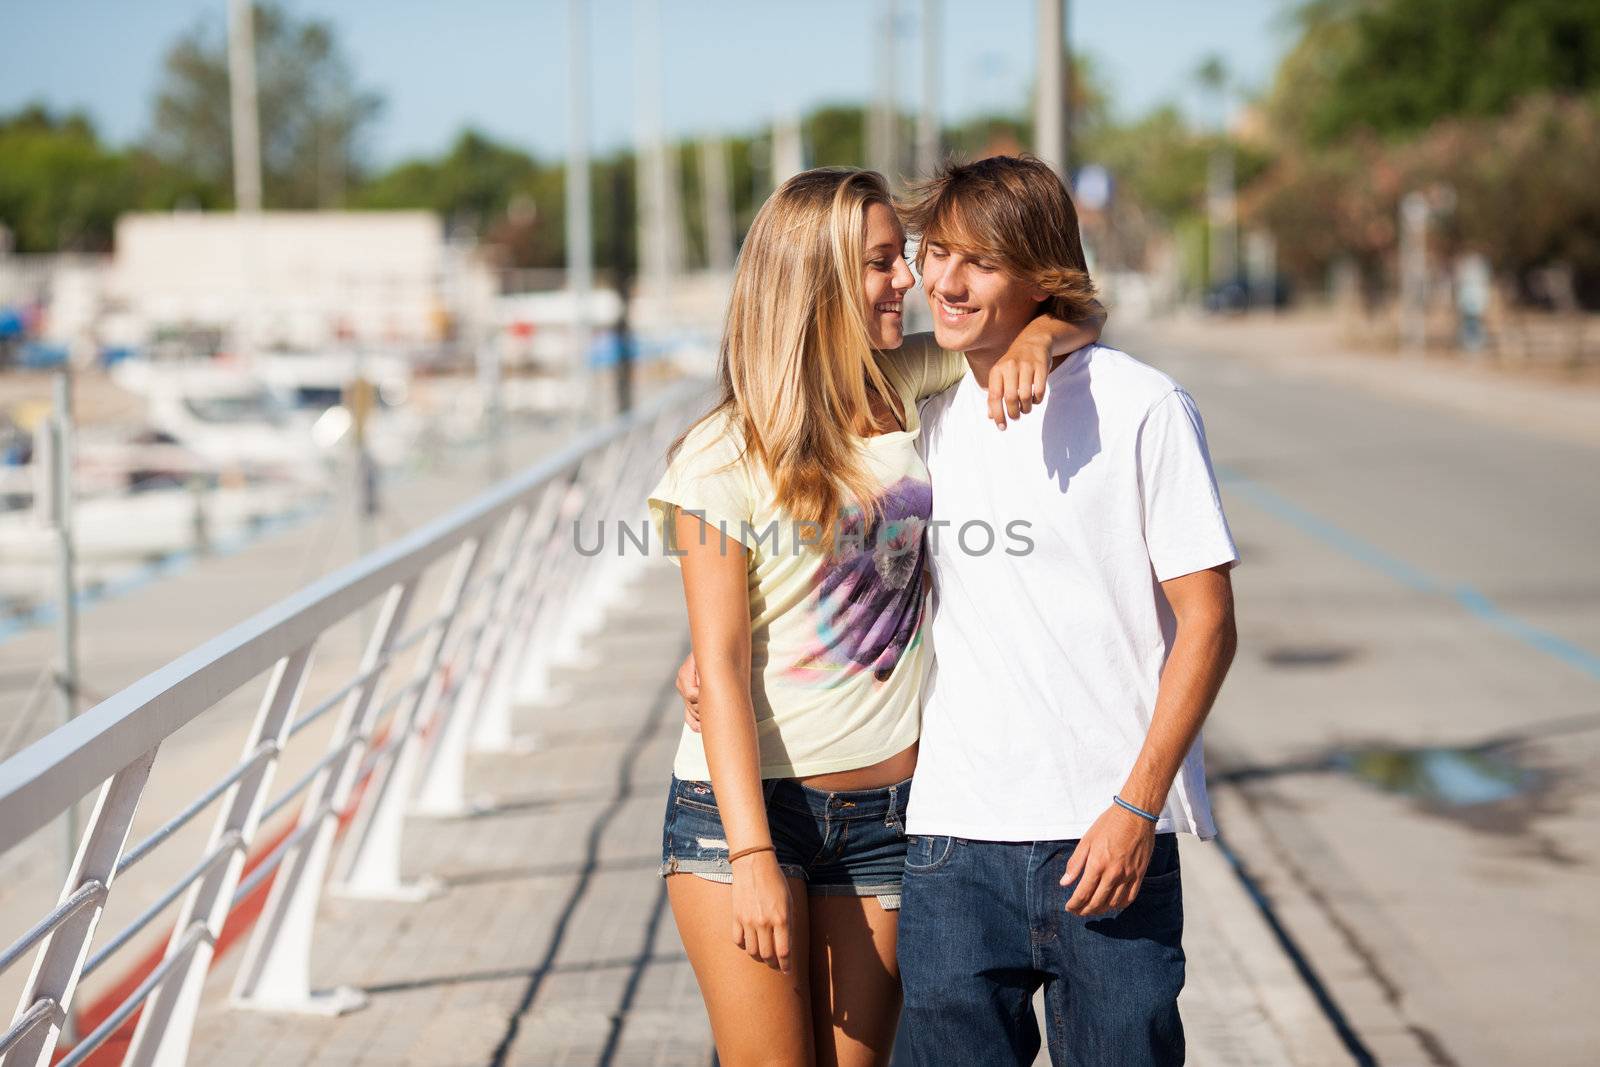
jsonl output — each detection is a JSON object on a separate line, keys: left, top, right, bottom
{"left": 676, "top": 651, "right": 702, "bottom": 732}
{"left": 1060, "top": 803, "right": 1158, "bottom": 916}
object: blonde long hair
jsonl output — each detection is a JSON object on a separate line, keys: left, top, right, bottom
{"left": 670, "top": 167, "right": 901, "bottom": 542}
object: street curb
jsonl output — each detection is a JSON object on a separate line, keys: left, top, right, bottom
{"left": 1181, "top": 808, "right": 1355, "bottom": 1066}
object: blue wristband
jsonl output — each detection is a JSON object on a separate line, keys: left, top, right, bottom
{"left": 1113, "top": 795, "right": 1160, "bottom": 824}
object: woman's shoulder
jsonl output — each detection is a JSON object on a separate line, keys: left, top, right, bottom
{"left": 671, "top": 408, "right": 753, "bottom": 477}
{"left": 875, "top": 332, "right": 938, "bottom": 373}
{"left": 878, "top": 333, "right": 964, "bottom": 400}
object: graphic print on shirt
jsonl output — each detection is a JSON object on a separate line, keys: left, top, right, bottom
{"left": 784, "top": 476, "right": 932, "bottom": 685}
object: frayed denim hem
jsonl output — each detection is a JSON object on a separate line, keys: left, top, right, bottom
{"left": 660, "top": 857, "right": 806, "bottom": 882}
{"left": 807, "top": 883, "right": 902, "bottom": 910}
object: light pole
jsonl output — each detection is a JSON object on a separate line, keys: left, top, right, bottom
{"left": 38, "top": 369, "right": 80, "bottom": 1043}
{"left": 869, "top": 0, "right": 899, "bottom": 182}
{"left": 566, "top": 0, "right": 594, "bottom": 434}
{"left": 636, "top": 0, "right": 684, "bottom": 302}
{"left": 917, "top": 0, "right": 941, "bottom": 179}
{"left": 227, "top": 0, "right": 262, "bottom": 213}
{"left": 228, "top": 0, "right": 263, "bottom": 362}
{"left": 700, "top": 137, "right": 735, "bottom": 274}
{"left": 1034, "top": 0, "right": 1070, "bottom": 178}
{"left": 1399, "top": 191, "right": 1430, "bottom": 355}
{"left": 1197, "top": 55, "right": 1237, "bottom": 295}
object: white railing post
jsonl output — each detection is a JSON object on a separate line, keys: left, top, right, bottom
{"left": 409, "top": 508, "right": 534, "bottom": 816}
{"left": 510, "top": 410, "right": 678, "bottom": 710}
{"left": 122, "top": 642, "right": 316, "bottom": 1066}
{"left": 509, "top": 438, "right": 628, "bottom": 707}
{"left": 470, "top": 481, "right": 569, "bottom": 753}
{"left": 554, "top": 438, "right": 633, "bottom": 658}
{"left": 327, "top": 539, "right": 485, "bottom": 900}
{"left": 591, "top": 412, "right": 678, "bottom": 603}
{"left": 228, "top": 580, "right": 418, "bottom": 1014}
{"left": 4, "top": 747, "right": 158, "bottom": 1067}
{"left": 510, "top": 476, "right": 594, "bottom": 707}
{"left": 578, "top": 412, "right": 670, "bottom": 635}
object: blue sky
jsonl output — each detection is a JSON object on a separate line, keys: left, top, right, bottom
{"left": 5, "top": 0, "right": 1295, "bottom": 164}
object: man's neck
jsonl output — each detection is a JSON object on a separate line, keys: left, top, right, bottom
{"left": 964, "top": 340, "right": 1071, "bottom": 390}
{"left": 962, "top": 341, "right": 1010, "bottom": 391}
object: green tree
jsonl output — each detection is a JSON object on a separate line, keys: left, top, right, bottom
{"left": 0, "top": 106, "right": 134, "bottom": 251}
{"left": 806, "top": 105, "right": 868, "bottom": 169}
{"left": 0, "top": 106, "right": 212, "bottom": 252}
{"left": 1410, "top": 94, "right": 1600, "bottom": 304}
{"left": 360, "top": 130, "right": 539, "bottom": 231}
{"left": 147, "top": 1, "right": 382, "bottom": 208}
{"left": 1280, "top": 0, "right": 1600, "bottom": 143}
{"left": 1084, "top": 107, "right": 1212, "bottom": 226}
{"left": 358, "top": 130, "right": 646, "bottom": 273}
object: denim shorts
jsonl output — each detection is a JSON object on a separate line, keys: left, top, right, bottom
{"left": 659, "top": 773, "right": 912, "bottom": 909}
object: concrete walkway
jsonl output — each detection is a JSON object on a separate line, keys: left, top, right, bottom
{"left": 171, "top": 560, "right": 1352, "bottom": 1067}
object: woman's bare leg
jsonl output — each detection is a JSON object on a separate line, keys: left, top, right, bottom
{"left": 808, "top": 896, "right": 902, "bottom": 1067}
{"left": 669, "top": 873, "right": 813, "bottom": 1066}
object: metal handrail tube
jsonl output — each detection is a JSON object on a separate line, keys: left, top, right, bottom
{"left": 0, "top": 385, "right": 698, "bottom": 856}
{"left": 352, "top": 729, "right": 402, "bottom": 780}
{"left": 283, "top": 570, "right": 499, "bottom": 739}
{"left": 400, "top": 616, "right": 486, "bottom": 783}
{"left": 257, "top": 732, "right": 365, "bottom": 824}
{"left": 0, "top": 998, "right": 58, "bottom": 1056}
{"left": 457, "top": 558, "right": 516, "bottom": 607}
{"left": 283, "top": 660, "right": 422, "bottom": 745}
{"left": 115, "top": 741, "right": 278, "bottom": 877}
{"left": 368, "top": 667, "right": 432, "bottom": 721}
{"left": 260, "top": 657, "right": 437, "bottom": 833}
{"left": 286, "top": 652, "right": 397, "bottom": 738}
{"left": 82, "top": 830, "right": 245, "bottom": 979}
{"left": 0, "top": 880, "right": 105, "bottom": 977}
{"left": 388, "top": 611, "right": 440, "bottom": 655}
{"left": 55, "top": 923, "right": 212, "bottom": 1067}
{"left": 228, "top": 798, "right": 336, "bottom": 907}
{"left": 387, "top": 546, "right": 514, "bottom": 657}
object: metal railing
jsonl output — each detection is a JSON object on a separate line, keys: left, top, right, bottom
{"left": 0, "top": 381, "right": 707, "bottom": 1066}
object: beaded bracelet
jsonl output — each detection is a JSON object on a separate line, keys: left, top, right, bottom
{"left": 1112, "top": 795, "right": 1161, "bottom": 823}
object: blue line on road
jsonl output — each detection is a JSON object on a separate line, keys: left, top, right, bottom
{"left": 1217, "top": 465, "right": 1600, "bottom": 683}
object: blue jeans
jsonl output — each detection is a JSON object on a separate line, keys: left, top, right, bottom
{"left": 896, "top": 834, "right": 1185, "bottom": 1066}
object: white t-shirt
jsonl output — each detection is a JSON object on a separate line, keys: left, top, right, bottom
{"left": 906, "top": 344, "right": 1238, "bottom": 841}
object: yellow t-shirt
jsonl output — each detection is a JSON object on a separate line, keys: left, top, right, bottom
{"left": 647, "top": 334, "right": 966, "bottom": 780}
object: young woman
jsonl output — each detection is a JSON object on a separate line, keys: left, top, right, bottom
{"left": 646, "top": 167, "right": 1099, "bottom": 1067}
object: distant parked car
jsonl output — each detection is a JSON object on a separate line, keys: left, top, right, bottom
{"left": 1203, "top": 274, "right": 1292, "bottom": 314}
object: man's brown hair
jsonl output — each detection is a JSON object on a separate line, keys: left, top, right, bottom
{"left": 899, "top": 154, "right": 1099, "bottom": 323}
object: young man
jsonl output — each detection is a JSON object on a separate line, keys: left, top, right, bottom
{"left": 893, "top": 155, "right": 1237, "bottom": 1066}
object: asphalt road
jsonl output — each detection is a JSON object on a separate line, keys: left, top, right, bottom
{"left": 1119, "top": 317, "right": 1600, "bottom": 1066}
